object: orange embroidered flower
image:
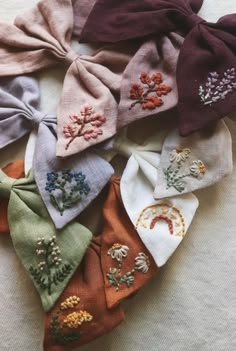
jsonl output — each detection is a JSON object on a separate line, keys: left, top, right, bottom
{"left": 129, "top": 72, "right": 171, "bottom": 110}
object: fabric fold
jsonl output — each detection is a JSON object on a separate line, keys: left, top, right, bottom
{"left": 80, "top": 0, "right": 236, "bottom": 135}
{"left": 44, "top": 237, "right": 125, "bottom": 350}
{"left": 0, "top": 160, "right": 25, "bottom": 234}
{"left": 101, "top": 176, "right": 159, "bottom": 309}
{"left": 154, "top": 120, "right": 233, "bottom": 199}
{"left": 0, "top": 169, "right": 92, "bottom": 311}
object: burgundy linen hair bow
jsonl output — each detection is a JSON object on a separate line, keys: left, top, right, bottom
{"left": 80, "top": 0, "right": 236, "bottom": 135}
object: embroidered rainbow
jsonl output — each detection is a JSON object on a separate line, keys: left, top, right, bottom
{"left": 135, "top": 203, "right": 186, "bottom": 237}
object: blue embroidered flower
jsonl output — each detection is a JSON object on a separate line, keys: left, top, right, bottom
{"left": 45, "top": 170, "right": 91, "bottom": 215}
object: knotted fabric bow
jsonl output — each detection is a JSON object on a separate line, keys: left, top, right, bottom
{"left": 80, "top": 0, "right": 236, "bottom": 135}
{"left": 115, "top": 131, "right": 199, "bottom": 267}
{"left": 0, "top": 169, "right": 92, "bottom": 311}
{"left": 100, "top": 176, "right": 159, "bottom": 309}
{"left": 44, "top": 237, "right": 125, "bottom": 351}
{"left": 154, "top": 120, "right": 233, "bottom": 199}
{"left": 0, "top": 0, "right": 138, "bottom": 156}
{"left": 0, "top": 160, "right": 25, "bottom": 234}
{"left": 0, "top": 75, "right": 114, "bottom": 229}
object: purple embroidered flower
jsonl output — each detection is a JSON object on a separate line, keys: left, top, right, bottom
{"left": 199, "top": 68, "right": 236, "bottom": 106}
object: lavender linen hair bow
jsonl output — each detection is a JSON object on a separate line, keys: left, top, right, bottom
{"left": 0, "top": 0, "right": 137, "bottom": 156}
{"left": 80, "top": 0, "right": 236, "bottom": 135}
{"left": 0, "top": 75, "right": 114, "bottom": 229}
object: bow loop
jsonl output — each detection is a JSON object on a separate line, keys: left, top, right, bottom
{"left": 0, "top": 171, "right": 16, "bottom": 198}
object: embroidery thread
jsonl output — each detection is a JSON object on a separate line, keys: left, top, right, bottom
{"left": 50, "top": 296, "right": 93, "bottom": 345}
{"left": 106, "top": 243, "right": 150, "bottom": 291}
{"left": 199, "top": 68, "right": 236, "bottom": 106}
{"left": 136, "top": 203, "right": 186, "bottom": 237}
{"left": 63, "top": 104, "right": 106, "bottom": 149}
{"left": 164, "top": 148, "right": 206, "bottom": 192}
{"left": 29, "top": 236, "right": 73, "bottom": 295}
{"left": 129, "top": 72, "right": 172, "bottom": 110}
{"left": 45, "top": 170, "right": 90, "bottom": 216}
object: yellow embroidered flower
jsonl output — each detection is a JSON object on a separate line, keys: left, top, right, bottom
{"left": 63, "top": 310, "right": 93, "bottom": 328}
{"left": 108, "top": 243, "right": 129, "bottom": 262}
{"left": 60, "top": 296, "right": 80, "bottom": 310}
{"left": 134, "top": 252, "right": 150, "bottom": 273}
{"left": 190, "top": 160, "right": 206, "bottom": 177}
{"left": 169, "top": 148, "right": 191, "bottom": 163}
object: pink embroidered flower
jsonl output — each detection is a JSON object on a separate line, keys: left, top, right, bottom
{"left": 63, "top": 124, "right": 78, "bottom": 138}
{"left": 63, "top": 104, "right": 106, "bottom": 150}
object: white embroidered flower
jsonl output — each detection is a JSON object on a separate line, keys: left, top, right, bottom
{"left": 108, "top": 243, "right": 129, "bottom": 262}
{"left": 190, "top": 160, "right": 206, "bottom": 177}
{"left": 169, "top": 148, "right": 191, "bottom": 163}
{"left": 135, "top": 252, "right": 150, "bottom": 273}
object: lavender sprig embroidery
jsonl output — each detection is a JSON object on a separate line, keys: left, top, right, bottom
{"left": 199, "top": 68, "right": 236, "bottom": 106}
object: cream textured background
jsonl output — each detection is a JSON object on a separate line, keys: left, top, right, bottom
{"left": 1, "top": 1, "right": 236, "bottom": 350}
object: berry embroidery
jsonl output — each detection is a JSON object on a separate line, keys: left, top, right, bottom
{"left": 29, "top": 236, "right": 73, "bottom": 295}
{"left": 50, "top": 296, "right": 93, "bottom": 345}
{"left": 164, "top": 148, "right": 206, "bottom": 192}
{"left": 136, "top": 203, "right": 186, "bottom": 237}
{"left": 45, "top": 170, "right": 90, "bottom": 216}
{"left": 129, "top": 72, "right": 172, "bottom": 110}
{"left": 199, "top": 68, "right": 236, "bottom": 106}
{"left": 63, "top": 104, "right": 106, "bottom": 150}
{"left": 106, "top": 243, "right": 150, "bottom": 291}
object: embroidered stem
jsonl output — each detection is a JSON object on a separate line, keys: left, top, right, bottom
{"left": 29, "top": 236, "right": 73, "bottom": 295}
{"left": 106, "top": 244, "right": 150, "bottom": 291}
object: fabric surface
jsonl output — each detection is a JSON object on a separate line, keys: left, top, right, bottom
{"left": 44, "top": 237, "right": 125, "bottom": 350}
{"left": 101, "top": 176, "right": 159, "bottom": 309}
{"left": 0, "top": 169, "right": 92, "bottom": 311}
{"left": 1, "top": 1, "right": 236, "bottom": 351}
{"left": 0, "top": 160, "right": 25, "bottom": 234}
{"left": 154, "top": 120, "right": 233, "bottom": 198}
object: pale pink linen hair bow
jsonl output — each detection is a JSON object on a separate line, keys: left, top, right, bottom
{"left": 0, "top": 0, "right": 136, "bottom": 157}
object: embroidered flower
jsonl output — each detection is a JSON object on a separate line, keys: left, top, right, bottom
{"left": 29, "top": 237, "right": 73, "bottom": 295}
{"left": 50, "top": 296, "right": 93, "bottom": 345}
{"left": 190, "top": 160, "right": 206, "bottom": 177}
{"left": 129, "top": 72, "right": 172, "bottom": 110}
{"left": 107, "top": 243, "right": 129, "bottom": 262}
{"left": 45, "top": 170, "right": 90, "bottom": 216}
{"left": 134, "top": 253, "right": 150, "bottom": 273}
{"left": 60, "top": 296, "right": 80, "bottom": 310}
{"left": 164, "top": 148, "right": 206, "bottom": 192}
{"left": 63, "top": 104, "right": 106, "bottom": 149}
{"left": 169, "top": 148, "right": 191, "bottom": 163}
{"left": 63, "top": 311, "right": 93, "bottom": 328}
{"left": 199, "top": 68, "right": 236, "bottom": 106}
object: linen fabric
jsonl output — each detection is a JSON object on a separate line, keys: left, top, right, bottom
{"left": 101, "top": 176, "right": 159, "bottom": 309}
{"left": 0, "top": 169, "right": 92, "bottom": 311}
{"left": 117, "top": 33, "right": 183, "bottom": 129}
{"left": 0, "top": 160, "right": 25, "bottom": 234}
{"left": 80, "top": 0, "right": 204, "bottom": 43}
{"left": 117, "top": 135, "right": 199, "bottom": 267}
{"left": 0, "top": 74, "right": 114, "bottom": 229}
{"left": 72, "top": 0, "right": 96, "bottom": 37}
{"left": 80, "top": 0, "right": 236, "bottom": 136}
{"left": 154, "top": 120, "right": 233, "bottom": 199}
{"left": 44, "top": 237, "right": 125, "bottom": 351}
{"left": 0, "top": 0, "right": 138, "bottom": 156}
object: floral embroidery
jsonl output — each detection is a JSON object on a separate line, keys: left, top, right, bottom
{"left": 129, "top": 72, "right": 172, "bottom": 110}
{"left": 106, "top": 243, "right": 150, "bottom": 291}
{"left": 164, "top": 148, "right": 206, "bottom": 192}
{"left": 50, "top": 295, "right": 93, "bottom": 345}
{"left": 199, "top": 68, "right": 236, "bottom": 106}
{"left": 63, "top": 104, "right": 106, "bottom": 149}
{"left": 45, "top": 170, "right": 90, "bottom": 216}
{"left": 136, "top": 203, "right": 186, "bottom": 237}
{"left": 29, "top": 236, "right": 73, "bottom": 295}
